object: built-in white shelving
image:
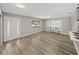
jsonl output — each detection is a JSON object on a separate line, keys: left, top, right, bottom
{"left": 69, "top": 6, "right": 79, "bottom": 55}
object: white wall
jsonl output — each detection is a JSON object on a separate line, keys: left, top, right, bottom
{"left": 62, "top": 17, "right": 71, "bottom": 34}
{"left": 20, "top": 17, "right": 44, "bottom": 36}
{"left": 44, "top": 17, "right": 72, "bottom": 34}
{"left": 4, "top": 14, "right": 44, "bottom": 41}
{"left": 71, "top": 11, "right": 78, "bottom": 32}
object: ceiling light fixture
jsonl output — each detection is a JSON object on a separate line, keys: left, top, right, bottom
{"left": 16, "top": 4, "right": 25, "bottom": 8}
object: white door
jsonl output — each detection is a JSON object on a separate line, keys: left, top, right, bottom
{"left": 4, "top": 16, "right": 21, "bottom": 41}
{"left": 0, "top": 16, "right": 1, "bottom": 45}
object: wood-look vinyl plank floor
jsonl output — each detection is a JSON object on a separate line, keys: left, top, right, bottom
{"left": 0, "top": 31, "right": 77, "bottom": 55}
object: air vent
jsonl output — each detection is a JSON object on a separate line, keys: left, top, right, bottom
{"left": 77, "top": 7, "right": 79, "bottom": 9}
{"left": 77, "top": 19, "right": 79, "bottom": 21}
{"left": 77, "top": 7, "right": 79, "bottom": 14}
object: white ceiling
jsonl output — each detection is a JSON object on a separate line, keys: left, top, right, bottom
{"left": 0, "top": 3, "right": 78, "bottom": 19}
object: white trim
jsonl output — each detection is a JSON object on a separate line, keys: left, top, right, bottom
{"left": 4, "top": 31, "right": 69, "bottom": 42}
{"left": 7, "top": 21, "right": 10, "bottom": 37}
{"left": 60, "top": 32, "right": 69, "bottom": 35}
{"left": 4, "top": 31, "right": 42, "bottom": 42}
{"left": 0, "top": 9, "right": 3, "bottom": 46}
{"left": 49, "top": 31, "right": 69, "bottom": 35}
{"left": 73, "top": 42, "right": 79, "bottom": 55}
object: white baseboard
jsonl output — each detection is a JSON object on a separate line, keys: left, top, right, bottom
{"left": 60, "top": 32, "right": 69, "bottom": 35}
{"left": 4, "top": 31, "right": 69, "bottom": 42}
{"left": 4, "top": 31, "right": 42, "bottom": 42}
{"left": 46, "top": 31, "right": 69, "bottom": 35}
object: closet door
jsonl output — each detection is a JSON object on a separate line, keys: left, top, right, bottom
{"left": 0, "top": 15, "right": 1, "bottom": 45}
{"left": 4, "top": 16, "right": 21, "bottom": 41}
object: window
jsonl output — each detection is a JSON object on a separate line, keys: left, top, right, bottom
{"left": 51, "top": 20, "right": 62, "bottom": 28}
{"left": 32, "top": 20, "right": 40, "bottom": 28}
